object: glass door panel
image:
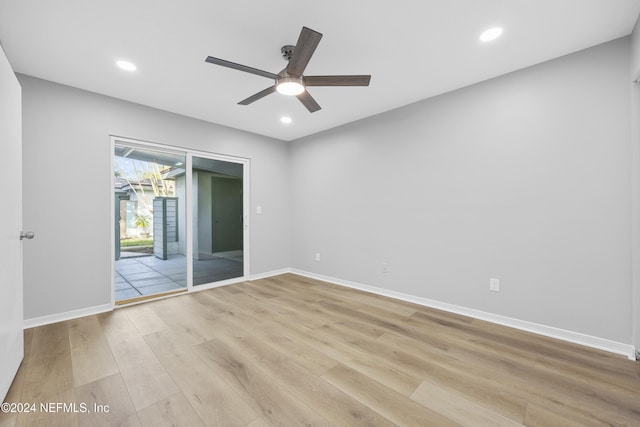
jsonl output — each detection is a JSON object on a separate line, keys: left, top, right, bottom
{"left": 192, "top": 156, "right": 244, "bottom": 286}
{"left": 114, "top": 144, "right": 187, "bottom": 303}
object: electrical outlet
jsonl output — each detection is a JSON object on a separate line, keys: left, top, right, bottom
{"left": 315, "top": 253, "right": 321, "bottom": 262}
{"left": 489, "top": 278, "right": 500, "bottom": 292}
{"left": 381, "top": 262, "right": 388, "bottom": 273}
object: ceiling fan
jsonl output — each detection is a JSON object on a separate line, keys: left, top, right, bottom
{"left": 205, "top": 26, "right": 371, "bottom": 113}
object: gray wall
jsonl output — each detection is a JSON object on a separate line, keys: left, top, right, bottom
{"left": 20, "top": 75, "right": 291, "bottom": 320}
{"left": 631, "top": 17, "right": 640, "bottom": 350}
{"left": 290, "top": 38, "right": 633, "bottom": 344}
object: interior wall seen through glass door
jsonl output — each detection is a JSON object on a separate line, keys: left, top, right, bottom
{"left": 192, "top": 156, "right": 244, "bottom": 286}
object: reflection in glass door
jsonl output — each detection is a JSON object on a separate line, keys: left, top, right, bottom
{"left": 192, "top": 156, "right": 244, "bottom": 286}
{"left": 113, "top": 144, "right": 187, "bottom": 303}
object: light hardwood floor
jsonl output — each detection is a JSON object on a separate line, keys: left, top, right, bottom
{"left": 1, "top": 273, "right": 639, "bottom": 426}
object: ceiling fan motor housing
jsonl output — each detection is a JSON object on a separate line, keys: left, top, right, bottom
{"left": 281, "top": 45, "right": 296, "bottom": 61}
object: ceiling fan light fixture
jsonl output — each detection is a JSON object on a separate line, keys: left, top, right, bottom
{"left": 276, "top": 77, "right": 305, "bottom": 96}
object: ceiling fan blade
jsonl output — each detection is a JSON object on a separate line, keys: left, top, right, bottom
{"left": 238, "top": 86, "right": 277, "bottom": 105}
{"left": 205, "top": 56, "right": 278, "bottom": 80}
{"left": 297, "top": 90, "right": 321, "bottom": 113}
{"left": 287, "top": 27, "right": 322, "bottom": 77}
{"left": 304, "top": 75, "right": 371, "bottom": 86}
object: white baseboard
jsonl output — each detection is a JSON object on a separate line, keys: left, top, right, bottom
{"left": 250, "top": 268, "right": 292, "bottom": 281}
{"left": 24, "top": 304, "right": 112, "bottom": 329}
{"left": 289, "top": 269, "right": 637, "bottom": 361}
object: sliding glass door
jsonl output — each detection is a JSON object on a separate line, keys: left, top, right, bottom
{"left": 113, "top": 144, "right": 187, "bottom": 303}
{"left": 192, "top": 156, "right": 244, "bottom": 286}
{"left": 112, "top": 138, "right": 248, "bottom": 304}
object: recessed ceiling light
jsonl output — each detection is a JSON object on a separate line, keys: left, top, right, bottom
{"left": 280, "top": 116, "right": 292, "bottom": 124}
{"left": 116, "top": 60, "right": 137, "bottom": 71}
{"left": 479, "top": 27, "right": 503, "bottom": 42}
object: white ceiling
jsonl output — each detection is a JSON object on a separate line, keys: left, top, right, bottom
{"left": 1, "top": 1, "right": 639, "bottom": 141}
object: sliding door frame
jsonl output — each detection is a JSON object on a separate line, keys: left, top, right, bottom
{"left": 186, "top": 149, "right": 250, "bottom": 291}
{"left": 109, "top": 136, "right": 250, "bottom": 307}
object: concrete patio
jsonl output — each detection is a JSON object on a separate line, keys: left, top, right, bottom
{"left": 115, "top": 253, "right": 243, "bottom": 302}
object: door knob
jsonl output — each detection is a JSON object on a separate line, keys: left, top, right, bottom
{"left": 20, "top": 231, "right": 35, "bottom": 240}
